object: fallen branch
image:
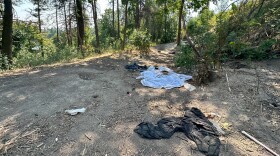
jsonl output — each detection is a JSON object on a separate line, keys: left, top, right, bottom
{"left": 84, "top": 133, "right": 92, "bottom": 140}
{"left": 241, "top": 131, "right": 279, "bottom": 156}
{"left": 225, "top": 70, "right": 231, "bottom": 92}
{"left": 21, "top": 128, "right": 39, "bottom": 138}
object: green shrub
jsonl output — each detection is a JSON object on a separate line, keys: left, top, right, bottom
{"left": 228, "top": 39, "right": 277, "bottom": 60}
{"left": 12, "top": 46, "right": 82, "bottom": 68}
{"left": 175, "top": 45, "right": 196, "bottom": 68}
{"left": 130, "top": 29, "right": 151, "bottom": 52}
{"left": 0, "top": 53, "right": 9, "bottom": 70}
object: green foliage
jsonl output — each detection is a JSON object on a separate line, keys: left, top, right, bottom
{"left": 10, "top": 21, "right": 85, "bottom": 68}
{"left": 129, "top": 29, "right": 151, "bottom": 52}
{"left": 12, "top": 46, "right": 82, "bottom": 68}
{"left": 13, "top": 22, "right": 55, "bottom": 55}
{"left": 175, "top": 45, "right": 196, "bottom": 68}
{"left": 2, "top": 0, "right": 279, "bottom": 72}
{"left": 176, "top": 0, "right": 280, "bottom": 70}
{"left": 179, "top": 8, "right": 218, "bottom": 68}
{"left": 0, "top": 53, "right": 9, "bottom": 70}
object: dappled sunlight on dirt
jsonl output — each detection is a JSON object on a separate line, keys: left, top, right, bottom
{"left": 148, "top": 99, "right": 185, "bottom": 117}
{"left": 0, "top": 49, "right": 279, "bottom": 155}
{"left": 28, "top": 70, "right": 41, "bottom": 75}
{"left": 0, "top": 114, "right": 21, "bottom": 140}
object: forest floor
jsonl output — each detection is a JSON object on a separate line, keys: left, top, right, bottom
{"left": 0, "top": 43, "right": 279, "bottom": 156}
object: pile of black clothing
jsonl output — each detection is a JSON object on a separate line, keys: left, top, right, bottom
{"left": 134, "top": 107, "right": 221, "bottom": 156}
{"left": 125, "top": 63, "right": 147, "bottom": 71}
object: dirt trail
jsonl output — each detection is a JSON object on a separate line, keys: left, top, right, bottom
{"left": 0, "top": 46, "right": 279, "bottom": 156}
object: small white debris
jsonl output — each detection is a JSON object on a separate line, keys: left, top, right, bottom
{"left": 184, "top": 83, "right": 196, "bottom": 92}
{"left": 65, "top": 108, "right": 86, "bottom": 116}
{"left": 31, "top": 46, "right": 41, "bottom": 51}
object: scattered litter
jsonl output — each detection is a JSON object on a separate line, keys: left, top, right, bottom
{"left": 134, "top": 107, "right": 221, "bottom": 156}
{"left": 184, "top": 83, "right": 196, "bottom": 91}
{"left": 242, "top": 131, "right": 279, "bottom": 156}
{"left": 125, "top": 63, "right": 147, "bottom": 71}
{"left": 127, "top": 91, "right": 132, "bottom": 96}
{"left": 137, "top": 66, "right": 192, "bottom": 89}
{"left": 55, "top": 138, "right": 58, "bottom": 142}
{"left": 65, "top": 108, "right": 86, "bottom": 116}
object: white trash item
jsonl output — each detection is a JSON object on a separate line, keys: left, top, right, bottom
{"left": 184, "top": 83, "right": 196, "bottom": 92}
{"left": 65, "top": 108, "right": 86, "bottom": 116}
{"left": 137, "top": 66, "right": 192, "bottom": 89}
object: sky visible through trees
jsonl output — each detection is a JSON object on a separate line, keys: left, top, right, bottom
{"left": 14, "top": 1, "right": 221, "bottom": 29}
{"left": 14, "top": 1, "right": 109, "bottom": 28}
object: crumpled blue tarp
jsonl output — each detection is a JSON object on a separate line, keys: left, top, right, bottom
{"left": 136, "top": 66, "right": 192, "bottom": 89}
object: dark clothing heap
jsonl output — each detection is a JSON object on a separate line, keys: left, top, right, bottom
{"left": 134, "top": 108, "right": 221, "bottom": 156}
{"left": 125, "top": 63, "right": 147, "bottom": 71}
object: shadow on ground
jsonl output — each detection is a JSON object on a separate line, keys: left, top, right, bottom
{"left": 0, "top": 50, "right": 279, "bottom": 156}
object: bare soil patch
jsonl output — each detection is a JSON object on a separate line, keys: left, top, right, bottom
{"left": 0, "top": 47, "right": 279, "bottom": 156}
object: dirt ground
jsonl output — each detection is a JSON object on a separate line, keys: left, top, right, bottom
{"left": 0, "top": 44, "right": 279, "bottom": 156}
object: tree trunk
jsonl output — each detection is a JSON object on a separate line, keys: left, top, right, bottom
{"left": 122, "top": 1, "right": 128, "bottom": 50}
{"left": 63, "top": 4, "right": 70, "bottom": 45}
{"left": 56, "top": 5, "right": 59, "bottom": 43}
{"left": 92, "top": 0, "right": 100, "bottom": 51}
{"left": 76, "top": 0, "right": 85, "bottom": 56}
{"left": 164, "top": 1, "right": 167, "bottom": 38}
{"left": 177, "top": 0, "right": 184, "bottom": 46}
{"left": 37, "top": 1, "right": 41, "bottom": 33}
{"left": 135, "top": 0, "right": 140, "bottom": 29}
{"left": 37, "top": 1, "right": 44, "bottom": 57}
{"left": 68, "top": 0, "right": 73, "bottom": 46}
{"left": 182, "top": 14, "right": 201, "bottom": 58}
{"left": 112, "top": 0, "right": 115, "bottom": 37}
{"left": 117, "top": 0, "right": 120, "bottom": 38}
{"left": 2, "top": 0, "right": 13, "bottom": 67}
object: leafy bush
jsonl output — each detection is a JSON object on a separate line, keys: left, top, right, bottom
{"left": 228, "top": 39, "right": 278, "bottom": 60}
{"left": 12, "top": 46, "right": 81, "bottom": 68}
{"left": 175, "top": 45, "right": 196, "bottom": 68}
{"left": 0, "top": 53, "right": 9, "bottom": 70}
{"left": 160, "top": 26, "right": 177, "bottom": 44}
{"left": 130, "top": 29, "right": 151, "bottom": 52}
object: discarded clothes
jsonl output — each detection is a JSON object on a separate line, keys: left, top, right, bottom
{"left": 125, "top": 63, "right": 148, "bottom": 71}
{"left": 134, "top": 108, "right": 221, "bottom": 156}
{"left": 136, "top": 66, "right": 192, "bottom": 89}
